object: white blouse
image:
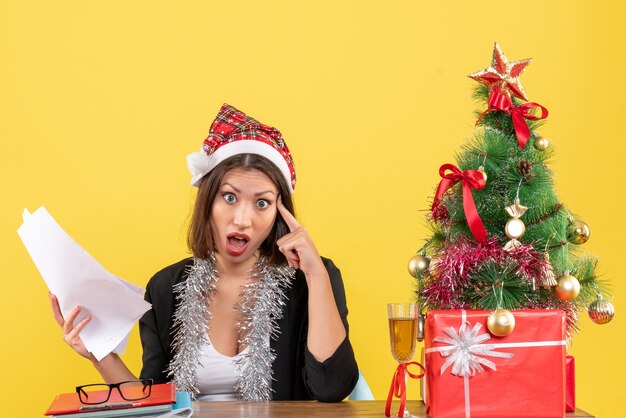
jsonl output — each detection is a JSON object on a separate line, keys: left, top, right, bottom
{"left": 195, "top": 335, "right": 249, "bottom": 401}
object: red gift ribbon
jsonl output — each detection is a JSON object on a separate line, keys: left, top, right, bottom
{"left": 431, "top": 164, "right": 487, "bottom": 244}
{"left": 385, "top": 361, "right": 426, "bottom": 418}
{"left": 478, "top": 90, "right": 549, "bottom": 149}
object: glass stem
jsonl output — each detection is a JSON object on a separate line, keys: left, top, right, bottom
{"left": 403, "top": 368, "right": 411, "bottom": 417}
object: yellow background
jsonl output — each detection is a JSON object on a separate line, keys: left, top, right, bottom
{"left": 1, "top": 1, "right": 624, "bottom": 417}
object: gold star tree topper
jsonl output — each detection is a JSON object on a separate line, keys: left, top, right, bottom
{"left": 468, "top": 43, "right": 532, "bottom": 101}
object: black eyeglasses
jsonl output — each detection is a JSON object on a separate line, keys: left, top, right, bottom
{"left": 76, "top": 379, "right": 153, "bottom": 405}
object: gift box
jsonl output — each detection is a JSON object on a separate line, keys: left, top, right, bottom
{"left": 565, "top": 355, "right": 575, "bottom": 412}
{"left": 424, "top": 309, "right": 566, "bottom": 418}
{"left": 420, "top": 347, "right": 427, "bottom": 402}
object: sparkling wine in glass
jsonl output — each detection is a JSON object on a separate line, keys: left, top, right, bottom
{"left": 388, "top": 303, "right": 419, "bottom": 417}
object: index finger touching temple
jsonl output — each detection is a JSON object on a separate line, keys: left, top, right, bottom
{"left": 277, "top": 197, "right": 301, "bottom": 231}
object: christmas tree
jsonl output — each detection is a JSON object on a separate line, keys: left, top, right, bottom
{"left": 412, "top": 43, "right": 614, "bottom": 338}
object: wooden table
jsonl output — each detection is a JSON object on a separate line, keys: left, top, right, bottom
{"left": 192, "top": 400, "right": 595, "bottom": 417}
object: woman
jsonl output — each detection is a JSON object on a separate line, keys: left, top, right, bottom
{"left": 50, "top": 104, "right": 359, "bottom": 402}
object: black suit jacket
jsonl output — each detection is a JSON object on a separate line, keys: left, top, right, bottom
{"left": 138, "top": 257, "right": 359, "bottom": 402}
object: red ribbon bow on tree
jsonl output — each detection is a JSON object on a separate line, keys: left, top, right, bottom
{"left": 432, "top": 164, "right": 487, "bottom": 244}
{"left": 478, "top": 90, "right": 549, "bottom": 149}
{"left": 385, "top": 362, "right": 426, "bottom": 418}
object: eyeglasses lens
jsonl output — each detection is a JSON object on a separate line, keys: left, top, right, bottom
{"left": 119, "top": 381, "right": 152, "bottom": 401}
{"left": 77, "top": 384, "right": 111, "bottom": 404}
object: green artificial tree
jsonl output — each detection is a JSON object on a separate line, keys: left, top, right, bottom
{"left": 411, "top": 43, "right": 614, "bottom": 337}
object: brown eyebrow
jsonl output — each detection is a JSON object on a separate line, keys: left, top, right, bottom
{"left": 221, "top": 182, "right": 241, "bottom": 193}
{"left": 255, "top": 190, "right": 277, "bottom": 197}
{"left": 221, "top": 183, "right": 276, "bottom": 197}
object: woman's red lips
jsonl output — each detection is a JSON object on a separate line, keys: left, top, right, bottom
{"left": 226, "top": 233, "right": 250, "bottom": 256}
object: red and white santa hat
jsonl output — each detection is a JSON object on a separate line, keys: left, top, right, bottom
{"left": 187, "top": 104, "right": 296, "bottom": 192}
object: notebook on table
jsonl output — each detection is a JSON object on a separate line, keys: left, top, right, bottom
{"left": 45, "top": 383, "right": 176, "bottom": 417}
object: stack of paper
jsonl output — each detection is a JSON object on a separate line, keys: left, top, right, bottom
{"left": 45, "top": 383, "right": 193, "bottom": 418}
{"left": 18, "top": 207, "right": 152, "bottom": 360}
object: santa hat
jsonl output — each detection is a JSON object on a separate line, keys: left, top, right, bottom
{"left": 186, "top": 104, "right": 296, "bottom": 192}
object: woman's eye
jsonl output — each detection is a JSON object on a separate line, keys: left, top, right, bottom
{"left": 222, "top": 193, "right": 237, "bottom": 203}
{"left": 256, "top": 199, "right": 270, "bottom": 209}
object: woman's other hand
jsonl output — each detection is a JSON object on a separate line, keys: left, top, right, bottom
{"left": 49, "top": 292, "right": 94, "bottom": 360}
{"left": 276, "top": 198, "right": 326, "bottom": 279}
{"left": 276, "top": 199, "right": 347, "bottom": 361}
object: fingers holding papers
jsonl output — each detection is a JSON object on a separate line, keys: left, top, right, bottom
{"left": 49, "top": 292, "right": 93, "bottom": 359}
{"left": 49, "top": 292, "right": 65, "bottom": 327}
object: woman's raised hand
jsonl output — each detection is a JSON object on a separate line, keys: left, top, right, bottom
{"left": 49, "top": 292, "right": 94, "bottom": 360}
{"left": 277, "top": 199, "right": 347, "bottom": 361}
{"left": 276, "top": 199, "right": 326, "bottom": 279}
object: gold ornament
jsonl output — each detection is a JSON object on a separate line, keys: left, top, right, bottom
{"left": 408, "top": 253, "right": 430, "bottom": 278}
{"left": 505, "top": 219, "right": 526, "bottom": 239}
{"left": 566, "top": 219, "right": 591, "bottom": 245}
{"left": 487, "top": 309, "right": 516, "bottom": 336}
{"left": 555, "top": 273, "right": 581, "bottom": 301}
{"left": 588, "top": 295, "right": 615, "bottom": 324}
{"left": 539, "top": 253, "right": 558, "bottom": 288}
{"left": 478, "top": 165, "right": 488, "bottom": 183}
{"left": 504, "top": 197, "right": 528, "bottom": 251}
{"left": 533, "top": 136, "right": 550, "bottom": 151}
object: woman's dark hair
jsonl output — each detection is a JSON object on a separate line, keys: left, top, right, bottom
{"left": 188, "top": 153, "right": 294, "bottom": 266}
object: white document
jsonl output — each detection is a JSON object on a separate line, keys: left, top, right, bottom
{"left": 17, "top": 207, "right": 152, "bottom": 361}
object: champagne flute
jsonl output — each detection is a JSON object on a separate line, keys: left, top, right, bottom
{"left": 388, "top": 303, "right": 419, "bottom": 418}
